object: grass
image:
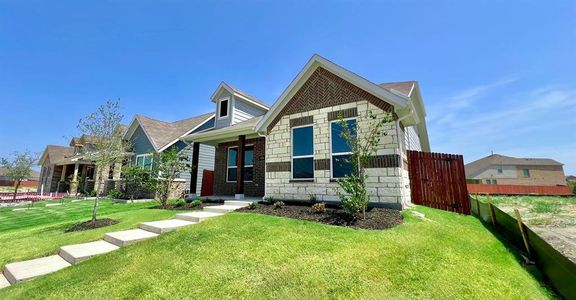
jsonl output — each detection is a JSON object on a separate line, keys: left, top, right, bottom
{"left": 0, "top": 206, "right": 553, "bottom": 299}
{"left": 0, "top": 199, "right": 180, "bottom": 267}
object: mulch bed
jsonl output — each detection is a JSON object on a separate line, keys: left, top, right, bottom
{"left": 237, "top": 204, "right": 403, "bottom": 230}
{"left": 66, "top": 218, "right": 119, "bottom": 232}
{"left": 152, "top": 203, "right": 221, "bottom": 211}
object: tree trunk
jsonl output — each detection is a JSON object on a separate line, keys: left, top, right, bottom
{"left": 92, "top": 169, "right": 102, "bottom": 223}
{"left": 12, "top": 181, "right": 21, "bottom": 200}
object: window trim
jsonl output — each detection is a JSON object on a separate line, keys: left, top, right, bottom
{"left": 217, "top": 97, "right": 230, "bottom": 120}
{"left": 226, "top": 145, "right": 254, "bottom": 183}
{"left": 291, "top": 124, "right": 315, "bottom": 180}
{"left": 135, "top": 154, "right": 153, "bottom": 170}
{"left": 523, "top": 168, "right": 530, "bottom": 178}
{"left": 329, "top": 117, "right": 357, "bottom": 179}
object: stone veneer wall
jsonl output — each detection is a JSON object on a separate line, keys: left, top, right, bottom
{"left": 265, "top": 100, "right": 408, "bottom": 206}
{"left": 213, "top": 137, "right": 265, "bottom": 197}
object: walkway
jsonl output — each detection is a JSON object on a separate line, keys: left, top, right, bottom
{"left": 0, "top": 200, "right": 251, "bottom": 289}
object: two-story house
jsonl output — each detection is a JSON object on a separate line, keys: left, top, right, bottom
{"left": 182, "top": 54, "right": 430, "bottom": 209}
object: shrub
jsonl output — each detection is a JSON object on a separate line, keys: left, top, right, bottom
{"left": 108, "top": 188, "right": 124, "bottom": 199}
{"left": 185, "top": 197, "right": 194, "bottom": 204}
{"left": 263, "top": 197, "right": 274, "bottom": 205}
{"left": 311, "top": 202, "right": 326, "bottom": 213}
{"left": 248, "top": 202, "right": 257, "bottom": 210}
{"left": 273, "top": 201, "right": 285, "bottom": 209}
{"left": 190, "top": 199, "right": 202, "bottom": 207}
{"left": 175, "top": 199, "right": 185, "bottom": 207}
{"left": 86, "top": 190, "right": 97, "bottom": 197}
{"left": 308, "top": 194, "right": 318, "bottom": 205}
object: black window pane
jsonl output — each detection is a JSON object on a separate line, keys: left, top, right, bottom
{"left": 220, "top": 100, "right": 228, "bottom": 117}
{"left": 332, "top": 155, "right": 355, "bottom": 178}
{"left": 244, "top": 146, "right": 254, "bottom": 165}
{"left": 227, "top": 168, "right": 237, "bottom": 182}
{"left": 293, "top": 157, "right": 314, "bottom": 179}
{"left": 244, "top": 167, "right": 254, "bottom": 181}
{"left": 293, "top": 126, "right": 313, "bottom": 156}
{"left": 227, "top": 148, "right": 237, "bottom": 167}
{"left": 331, "top": 120, "right": 356, "bottom": 153}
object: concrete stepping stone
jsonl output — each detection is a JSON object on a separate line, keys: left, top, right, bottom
{"left": 175, "top": 211, "right": 224, "bottom": 223}
{"left": 203, "top": 205, "right": 245, "bottom": 214}
{"left": 224, "top": 200, "right": 252, "bottom": 207}
{"left": 139, "top": 219, "right": 196, "bottom": 234}
{"left": 46, "top": 203, "right": 63, "bottom": 207}
{"left": 104, "top": 229, "right": 159, "bottom": 247}
{"left": 3, "top": 255, "right": 71, "bottom": 284}
{"left": 59, "top": 240, "right": 119, "bottom": 264}
{"left": 0, "top": 274, "right": 10, "bottom": 289}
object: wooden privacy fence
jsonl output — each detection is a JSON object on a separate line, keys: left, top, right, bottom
{"left": 467, "top": 184, "right": 573, "bottom": 196}
{"left": 408, "top": 150, "right": 470, "bottom": 214}
{"left": 471, "top": 197, "right": 576, "bottom": 299}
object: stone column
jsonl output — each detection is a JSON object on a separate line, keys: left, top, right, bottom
{"left": 58, "top": 164, "right": 67, "bottom": 193}
{"left": 236, "top": 135, "right": 245, "bottom": 199}
{"left": 94, "top": 165, "right": 110, "bottom": 195}
{"left": 69, "top": 163, "right": 80, "bottom": 195}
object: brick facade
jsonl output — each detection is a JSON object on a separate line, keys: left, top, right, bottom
{"left": 214, "top": 137, "right": 265, "bottom": 197}
{"left": 264, "top": 68, "right": 408, "bottom": 206}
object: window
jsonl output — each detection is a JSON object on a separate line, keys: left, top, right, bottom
{"left": 218, "top": 98, "right": 229, "bottom": 118}
{"left": 331, "top": 119, "right": 357, "bottom": 178}
{"left": 292, "top": 126, "right": 314, "bottom": 179}
{"left": 491, "top": 179, "right": 497, "bottom": 184}
{"left": 497, "top": 167, "right": 503, "bottom": 174}
{"left": 523, "top": 168, "right": 530, "bottom": 177}
{"left": 135, "top": 154, "right": 153, "bottom": 170}
{"left": 226, "top": 145, "right": 254, "bottom": 182}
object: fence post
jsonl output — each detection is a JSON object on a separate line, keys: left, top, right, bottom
{"left": 475, "top": 194, "right": 481, "bottom": 216}
{"left": 514, "top": 209, "right": 531, "bottom": 258}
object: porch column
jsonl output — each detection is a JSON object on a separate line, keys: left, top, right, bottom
{"left": 236, "top": 135, "right": 245, "bottom": 199}
{"left": 70, "top": 163, "right": 80, "bottom": 195}
{"left": 189, "top": 142, "right": 200, "bottom": 196}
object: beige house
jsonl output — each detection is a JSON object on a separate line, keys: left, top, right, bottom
{"left": 465, "top": 154, "right": 567, "bottom": 186}
{"left": 182, "top": 54, "right": 430, "bottom": 209}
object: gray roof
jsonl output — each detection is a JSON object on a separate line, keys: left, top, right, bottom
{"left": 465, "top": 154, "right": 564, "bottom": 177}
{"left": 379, "top": 81, "right": 416, "bottom": 97}
{"left": 135, "top": 113, "right": 214, "bottom": 151}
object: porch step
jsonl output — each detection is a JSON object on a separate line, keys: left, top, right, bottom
{"left": 3, "top": 255, "right": 71, "bottom": 284}
{"left": 59, "top": 240, "right": 119, "bottom": 265}
{"left": 224, "top": 200, "right": 253, "bottom": 207}
{"left": 0, "top": 274, "right": 10, "bottom": 289}
{"left": 139, "top": 219, "right": 196, "bottom": 234}
{"left": 203, "top": 205, "right": 246, "bottom": 214}
{"left": 104, "top": 229, "right": 158, "bottom": 247}
{"left": 175, "top": 211, "right": 223, "bottom": 223}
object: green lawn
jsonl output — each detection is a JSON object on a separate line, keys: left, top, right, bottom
{"left": 0, "top": 199, "right": 180, "bottom": 267}
{"left": 0, "top": 206, "right": 553, "bottom": 299}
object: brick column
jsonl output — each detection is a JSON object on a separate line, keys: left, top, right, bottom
{"left": 236, "top": 135, "right": 245, "bottom": 199}
{"left": 190, "top": 142, "right": 200, "bottom": 196}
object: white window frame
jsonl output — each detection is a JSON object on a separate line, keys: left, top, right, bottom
{"left": 135, "top": 154, "right": 153, "bottom": 170}
{"left": 329, "top": 118, "right": 357, "bottom": 179}
{"left": 291, "top": 124, "right": 314, "bottom": 180}
{"left": 217, "top": 97, "right": 230, "bottom": 120}
{"left": 226, "top": 145, "right": 254, "bottom": 183}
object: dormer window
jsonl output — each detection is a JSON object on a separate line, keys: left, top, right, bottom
{"left": 218, "top": 98, "right": 229, "bottom": 119}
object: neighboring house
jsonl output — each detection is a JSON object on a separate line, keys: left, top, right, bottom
{"left": 183, "top": 54, "right": 430, "bottom": 209}
{"left": 123, "top": 113, "right": 216, "bottom": 195}
{"left": 38, "top": 135, "right": 104, "bottom": 194}
{"left": 465, "top": 154, "right": 567, "bottom": 186}
{"left": 0, "top": 167, "right": 40, "bottom": 188}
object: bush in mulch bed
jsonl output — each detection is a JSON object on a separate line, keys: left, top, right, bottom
{"left": 237, "top": 202, "right": 403, "bottom": 230}
{"left": 66, "top": 218, "right": 119, "bottom": 232}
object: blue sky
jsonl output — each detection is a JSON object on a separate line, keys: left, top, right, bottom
{"left": 1, "top": 1, "right": 575, "bottom": 174}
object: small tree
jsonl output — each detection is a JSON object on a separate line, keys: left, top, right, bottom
{"left": 77, "top": 100, "right": 129, "bottom": 223}
{"left": 335, "top": 110, "right": 394, "bottom": 219}
{"left": 0, "top": 151, "right": 38, "bottom": 200}
{"left": 151, "top": 147, "right": 188, "bottom": 208}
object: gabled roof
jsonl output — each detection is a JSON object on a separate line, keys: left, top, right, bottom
{"left": 465, "top": 154, "right": 564, "bottom": 177}
{"left": 39, "top": 145, "right": 75, "bottom": 166}
{"left": 379, "top": 81, "right": 416, "bottom": 97}
{"left": 0, "top": 167, "right": 40, "bottom": 179}
{"left": 123, "top": 113, "right": 215, "bottom": 152}
{"left": 255, "top": 54, "right": 412, "bottom": 133}
{"left": 211, "top": 82, "right": 270, "bottom": 110}
{"left": 182, "top": 116, "right": 262, "bottom": 146}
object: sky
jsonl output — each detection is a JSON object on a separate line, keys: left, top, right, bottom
{"left": 0, "top": 0, "right": 575, "bottom": 174}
